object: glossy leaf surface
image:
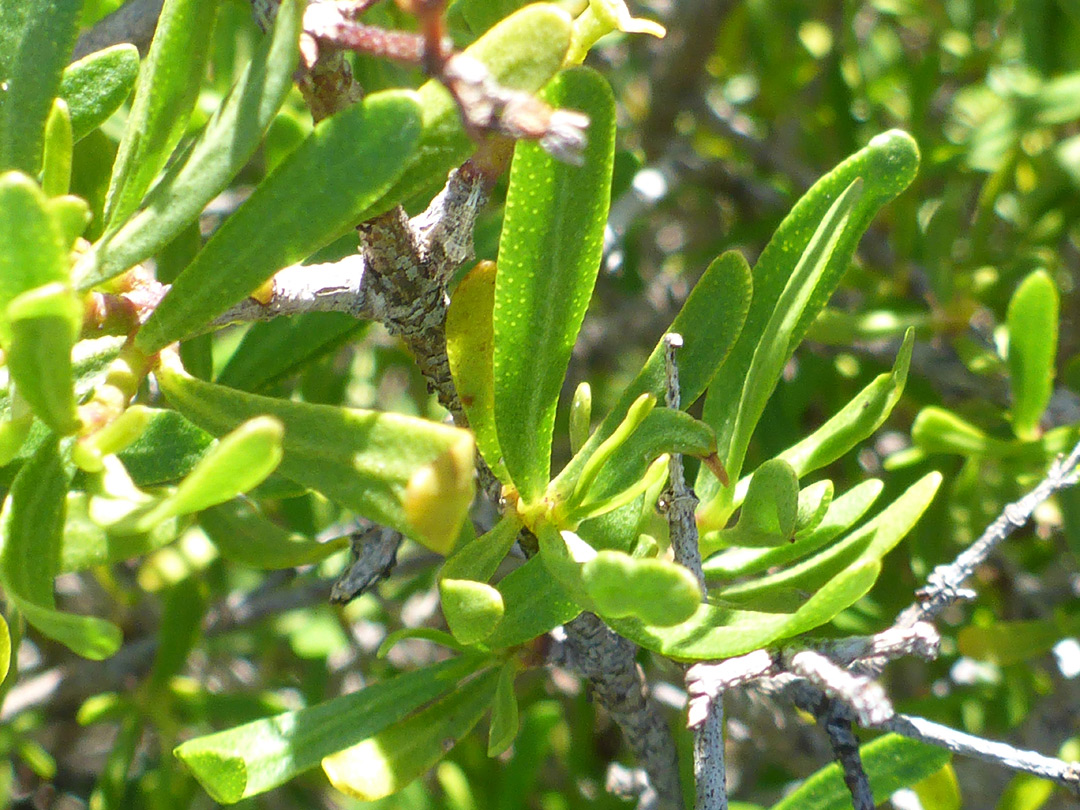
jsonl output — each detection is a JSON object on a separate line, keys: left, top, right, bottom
{"left": 134, "top": 91, "right": 421, "bottom": 348}
{"left": 699, "top": 131, "right": 920, "bottom": 506}
{"left": 440, "top": 579, "right": 505, "bottom": 645}
{"left": 485, "top": 556, "right": 581, "bottom": 649}
{"left": 552, "top": 252, "right": 752, "bottom": 503}
{"left": 493, "top": 67, "right": 616, "bottom": 501}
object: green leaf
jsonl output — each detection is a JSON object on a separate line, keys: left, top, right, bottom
{"left": 133, "top": 90, "right": 421, "bottom": 349}
{"left": 7, "top": 283, "right": 82, "bottom": 435}
{"left": 913, "top": 763, "right": 962, "bottom": 810}
{"left": 704, "top": 479, "right": 882, "bottom": 581}
{"left": 0, "top": 172, "right": 70, "bottom": 343}
{"left": 488, "top": 661, "right": 520, "bottom": 757}
{"left": 58, "top": 43, "right": 140, "bottom": 142}
{"left": 493, "top": 67, "right": 616, "bottom": 501}
{"left": 322, "top": 666, "right": 500, "bottom": 802}
{"left": 176, "top": 657, "right": 487, "bottom": 804}
{"left": 485, "top": 556, "right": 581, "bottom": 649}
{"left": 199, "top": 499, "right": 349, "bottom": 570}
{"left": 609, "top": 559, "right": 881, "bottom": 661}
{"left": 795, "top": 480, "right": 834, "bottom": 535}
{"left": 911, "top": 406, "right": 1011, "bottom": 457}
{"left": 447, "top": 260, "right": 507, "bottom": 480}
{"left": 0, "top": 612, "right": 9, "bottom": 682}
{"left": 101, "top": 0, "right": 219, "bottom": 229}
{"left": 710, "top": 459, "right": 799, "bottom": 549}
{"left": 440, "top": 514, "right": 521, "bottom": 584}
{"left": 0, "top": 0, "right": 82, "bottom": 174}
{"left": 403, "top": 431, "right": 477, "bottom": 556}
{"left": 769, "top": 734, "right": 951, "bottom": 810}
{"left": 565, "top": 407, "right": 717, "bottom": 524}
{"left": 377, "top": 628, "right": 471, "bottom": 658}
{"left": 59, "top": 483, "right": 177, "bottom": 572}
{"left": 699, "top": 132, "right": 920, "bottom": 508}
{"left": 115, "top": 408, "right": 214, "bottom": 486}
{"left": 148, "top": 577, "right": 207, "bottom": 691}
{"left": 135, "top": 416, "right": 284, "bottom": 531}
{"left": 41, "top": 98, "right": 73, "bottom": 198}
{"left": 538, "top": 527, "right": 699, "bottom": 626}
{"left": 715, "top": 473, "right": 941, "bottom": 611}
{"left": 550, "top": 250, "right": 751, "bottom": 499}
{"left": 569, "top": 382, "right": 592, "bottom": 455}
{"left": 958, "top": 616, "right": 1075, "bottom": 666}
{"left": 91, "top": 0, "right": 304, "bottom": 282}
{"left": 583, "top": 550, "right": 701, "bottom": 626}
{"left": 156, "top": 358, "right": 475, "bottom": 552}
{"left": 775, "top": 329, "right": 914, "bottom": 479}
{"left": 216, "top": 312, "right": 367, "bottom": 393}
{"left": 359, "top": 3, "right": 573, "bottom": 219}
{"left": 701, "top": 178, "right": 864, "bottom": 526}
{"left": 440, "top": 579, "right": 505, "bottom": 645}
{"left": 0, "top": 437, "right": 123, "bottom": 660}
{"left": 1007, "top": 269, "right": 1058, "bottom": 440}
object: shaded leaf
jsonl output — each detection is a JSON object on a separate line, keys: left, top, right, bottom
{"left": 199, "top": 499, "right": 349, "bottom": 570}
{"left": 485, "top": 556, "right": 581, "bottom": 649}
{"left": 487, "top": 660, "right": 520, "bottom": 757}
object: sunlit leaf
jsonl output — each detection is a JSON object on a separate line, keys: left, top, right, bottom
{"left": 494, "top": 67, "right": 616, "bottom": 501}
{"left": 1007, "top": 269, "right": 1058, "bottom": 440}
{"left": 58, "top": 44, "right": 140, "bottom": 142}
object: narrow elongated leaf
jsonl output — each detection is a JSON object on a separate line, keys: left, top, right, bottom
{"left": 0, "top": 0, "right": 82, "bottom": 174}
{"left": 102, "top": 0, "right": 218, "bottom": 228}
{"left": 322, "top": 667, "right": 500, "bottom": 802}
{"left": 551, "top": 251, "right": 752, "bottom": 499}
{"left": 359, "top": 3, "right": 573, "bottom": 219}
{"left": 911, "top": 406, "right": 1011, "bottom": 457}
{"left": 776, "top": 329, "right": 913, "bottom": 479}
{"left": 176, "top": 657, "right": 486, "bottom": 803}
{"left": 58, "top": 44, "right": 140, "bottom": 142}
{"left": 134, "top": 91, "right": 422, "bottom": 349}
{"left": 0, "top": 612, "right": 9, "bottom": 682}
{"left": 699, "top": 131, "right": 920, "bottom": 506}
{"left": 135, "top": 416, "right": 284, "bottom": 530}
{"left": 216, "top": 312, "right": 366, "bottom": 393}
{"left": 156, "top": 359, "right": 475, "bottom": 552}
{"left": 42, "top": 99, "right": 73, "bottom": 198}
{"left": 715, "top": 473, "right": 941, "bottom": 610}
{"left": 710, "top": 459, "right": 800, "bottom": 549}
{"left": 0, "top": 438, "right": 123, "bottom": 659}
{"left": 7, "top": 283, "right": 82, "bottom": 435}
{"left": 566, "top": 408, "right": 717, "bottom": 523}
{"left": 493, "top": 67, "right": 616, "bottom": 501}
{"left": 704, "top": 178, "right": 864, "bottom": 524}
{"left": 447, "top": 261, "right": 506, "bottom": 480}
{"left": 485, "top": 556, "right": 581, "bottom": 649}
{"left": 199, "top": 500, "right": 349, "bottom": 569}
{"left": 488, "top": 661, "right": 520, "bottom": 757}
{"left": 609, "top": 559, "right": 880, "bottom": 661}
{"left": 440, "top": 514, "right": 521, "bottom": 583}
{"left": 0, "top": 172, "right": 69, "bottom": 342}
{"left": 1007, "top": 269, "right": 1058, "bottom": 439}
{"left": 149, "top": 577, "right": 207, "bottom": 691}
{"left": 704, "top": 479, "right": 883, "bottom": 580}
{"left": 769, "top": 734, "right": 951, "bottom": 810}
{"left": 92, "top": 0, "right": 304, "bottom": 282}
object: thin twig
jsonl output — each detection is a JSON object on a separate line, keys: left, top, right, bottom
{"left": 663, "top": 334, "right": 723, "bottom": 810}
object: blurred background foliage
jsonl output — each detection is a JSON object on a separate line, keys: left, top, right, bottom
{"left": 4, "top": 0, "right": 1080, "bottom": 808}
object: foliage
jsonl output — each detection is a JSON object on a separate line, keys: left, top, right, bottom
{"left": 1, "top": 1, "right": 1079, "bottom": 809}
